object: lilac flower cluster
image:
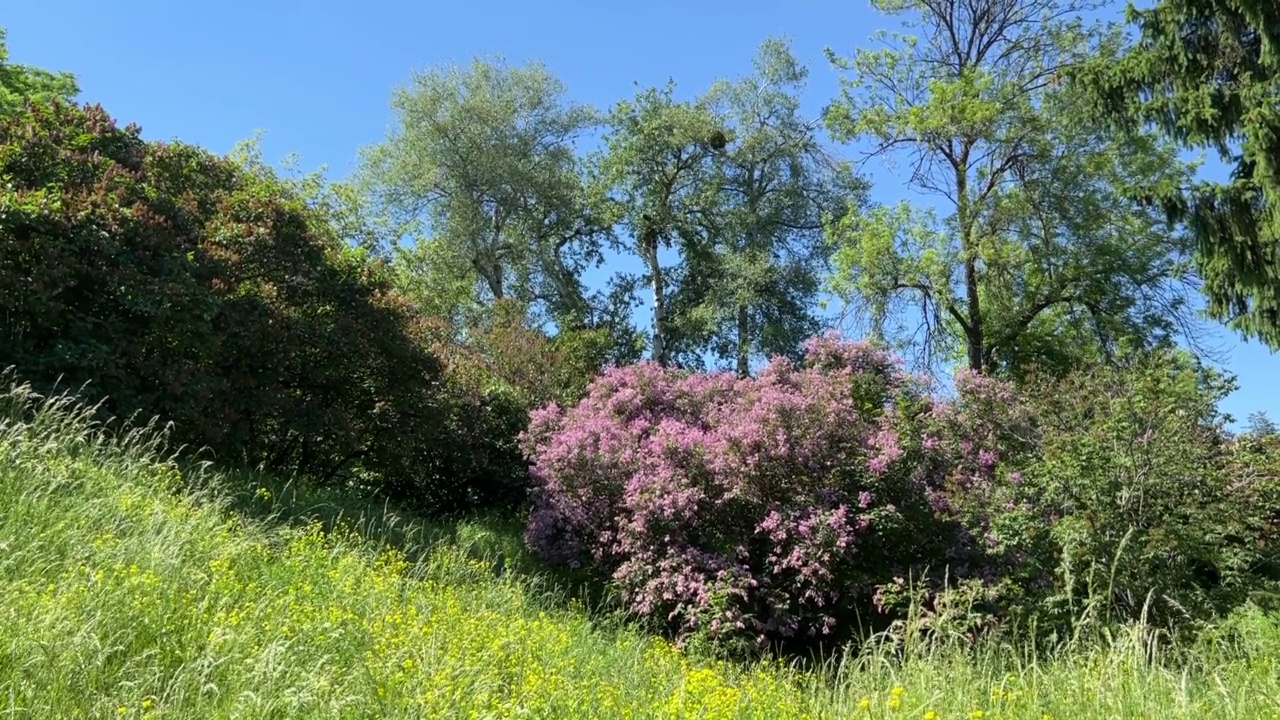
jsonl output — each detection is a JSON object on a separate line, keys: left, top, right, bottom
{"left": 521, "top": 334, "right": 981, "bottom": 648}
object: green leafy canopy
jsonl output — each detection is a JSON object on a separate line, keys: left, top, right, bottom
{"left": 823, "top": 0, "right": 1208, "bottom": 378}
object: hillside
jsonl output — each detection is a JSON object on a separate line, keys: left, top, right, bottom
{"left": 6, "top": 1, "right": 1280, "bottom": 717}
{"left": 1, "top": 381, "right": 1277, "bottom": 719}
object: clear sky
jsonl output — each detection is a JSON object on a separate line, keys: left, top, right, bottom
{"left": 5, "top": 0, "right": 1276, "bottom": 426}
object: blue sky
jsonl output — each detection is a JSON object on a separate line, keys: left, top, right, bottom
{"left": 5, "top": 0, "right": 1276, "bottom": 425}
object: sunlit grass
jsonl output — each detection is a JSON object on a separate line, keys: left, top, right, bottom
{"left": 0, "top": 380, "right": 1278, "bottom": 718}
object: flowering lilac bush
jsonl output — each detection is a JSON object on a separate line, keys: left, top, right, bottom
{"left": 524, "top": 336, "right": 1280, "bottom": 650}
{"left": 521, "top": 334, "right": 964, "bottom": 651}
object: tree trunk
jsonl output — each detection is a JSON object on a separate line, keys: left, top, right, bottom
{"left": 956, "top": 158, "right": 985, "bottom": 373}
{"left": 479, "top": 262, "right": 504, "bottom": 300}
{"left": 735, "top": 303, "right": 750, "bottom": 377}
{"left": 480, "top": 210, "right": 506, "bottom": 299}
{"left": 643, "top": 235, "right": 667, "bottom": 366}
{"left": 738, "top": 180, "right": 759, "bottom": 378}
{"left": 964, "top": 255, "right": 984, "bottom": 372}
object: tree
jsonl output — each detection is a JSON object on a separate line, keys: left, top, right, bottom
{"left": 684, "top": 38, "right": 867, "bottom": 377}
{"left": 0, "top": 28, "right": 77, "bottom": 117}
{"left": 823, "top": 0, "right": 1205, "bottom": 376}
{"left": 1247, "top": 410, "right": 1279, "bottom": 438}
{"left": 1078, "top": 0, "right": 1280, "bottom": 348}
{"left": 593, "top": 81, "right": 724, "bottom": 367}
{"left": 359, "top": 57, "right": 605, "bottom": 332}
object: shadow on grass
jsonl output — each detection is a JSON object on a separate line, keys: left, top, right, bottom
{"left": 197, "top": 464, "right": 907, "bottom": 670}
{"left": 184, "top": 455, "right": 632, "bottom": 632}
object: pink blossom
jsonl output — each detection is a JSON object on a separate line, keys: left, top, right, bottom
{"left": 520, "top": 333, "right": 1036, "bottom": 649}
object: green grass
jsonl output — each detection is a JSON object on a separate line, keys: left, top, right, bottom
{"left": 1, "top": 381, "right": 1279, "bottom": 719}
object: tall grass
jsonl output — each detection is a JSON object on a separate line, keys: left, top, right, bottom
{"left": 0, "top": 378, "right": 1277, "bottom": 718}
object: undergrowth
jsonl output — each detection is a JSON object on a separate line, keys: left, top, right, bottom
{"left": 1, "top": 380, "right": 1278, "bottom": 718}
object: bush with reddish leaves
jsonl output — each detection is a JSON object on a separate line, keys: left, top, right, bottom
{"left": 520, "top": 333, "right": 973, "bottom": 652}
{"left": 0, "top": 99, "right": 475, "bottom": 512}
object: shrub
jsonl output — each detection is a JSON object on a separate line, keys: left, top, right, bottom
{"left": 431, "top": 298, "right": 614, "bottom": 409}
{"left": 878, "top": 353, "right": 1280, "bottom": 637}
{"left": 409, "top": 297, "right": 622, "bottom": 515}
{"left": 1017, "top": 353, "right": 1270, "bottom": 628}
{"left": 880, "top": 369, "right": 1051, "bottom": 632}
{"left": 520, "top": 333, "right": 960, "bottom": 653}
{"left": 1221, "top": 426, "right": 1280, "bottom": 597}
{"left": 0, "top": 99, "right": 465, "bottom": 511}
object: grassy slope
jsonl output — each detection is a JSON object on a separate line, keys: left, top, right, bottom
{"left": 1, "top": 383, "right": 1278, "bottom": 719}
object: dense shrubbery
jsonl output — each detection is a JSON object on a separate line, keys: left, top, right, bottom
{"left": 878, "top": 354, "right": 1280, "bottom": 637}
{"left": 431, "top": 299, "right": 617, "bottom": 408}
{"left": 0, "top": 99, "right": 484, "bottom": 512}
{"left": 6, "top": 97, "right": 1280, "bottom": 666}
{"left": 522, "top": 336, "right": 1280, "bottom": 654}
{"left": 521, "top": 334, "right": 961, "bottom": 653}
{"left": 1017, "top": 356, "right": 1280, "bottom": 625}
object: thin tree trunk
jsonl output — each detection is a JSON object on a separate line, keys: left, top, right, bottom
{"left": 735, "top": 303, "right": 750, "bottom": 377}
{"left": 964, "top": 256, "right": 984, "bottom": 372}
{"left": 738, "top": 181, "right": 759, "bottom": 378}
{"left": 480, "top": 210, "right": 506, "bottom": 299}
{"left": 643, "top": 236, "right": 667, "bottom": 365}
{"left": 956, "top": 160, "right": 985, "bottom": 373}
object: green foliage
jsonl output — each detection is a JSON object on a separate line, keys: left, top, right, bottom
{"left": 408, "top": 297, "right": 622, "bottom": 513}
{"left": 592, "top": 44, "right": 864, "bottom": 375}
{"left": 833, "top": 349, "right": 1280, "bottom": 644}
{"left": 593, "top": 80, "right": 725, "bottom": 367}
{"left": 684, "top": 38, "right": 868, "bottom": 376}
{"left": 391, "top": 237, "right": 488, "bottom": 333}
{"left": 1079, "top": 0, "right": 1280, "bottom": 348}
{"left": 0, "top": 27, "right": 77, "bottom": 117}
{"left": 360, "top": 57, "right": 606, "bottom": 332}
{"left": 1222, "top": 431, "right": 1280, "bottom": 600}
{"left": 823, "top": 0, "right": 1205, "bottom": 377}
{"left": 230, "top": 132, "right": 409, "bottom": 257}
{"left": 1018, "top": 352, "right": 1277, "bottom": 629}
{"left": 0, "top": 99, "right": 502, "bottom": 514}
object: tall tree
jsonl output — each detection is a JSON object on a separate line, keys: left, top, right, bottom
{"left": 686, "top": 38, "right": 867, "bottom": 376}
{"left": 593, "top": 81, "right": 723, "bottom": 367}
{"left": 823, "top": 0, "right": 1204, "bottom": 376}
{"left": 359, "top": 57, "right": 605, "bottom": 331}
{"left": 0, "top": 27, "right": 78, "bottom": 116}
{"left": 1078, "top": 0, "right": 1280, "bottom": 348}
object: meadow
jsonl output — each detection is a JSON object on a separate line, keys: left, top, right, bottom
{"left": 3, "top": 380, "right": 1278, "bottom": 719}
{"left": 6, "top": 4, "right": 1280, "bottom": 716}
